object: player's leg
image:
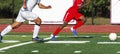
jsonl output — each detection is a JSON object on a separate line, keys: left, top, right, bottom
{"left": 0, "top": 10, "right": 25, "bottom": 42}
{"left": 51, "top": 9, "right": 72, "bottom": 40}
{"left": 74, "top": 16, "right": 86, "bottom": 29}
{"left": 31, "top": 17, "right": 43, "bottom": 41}
{"left": 51, "top": 22, "right": 68, "bottom": 40}
{"left": 71, "top": 15, "right": 86, "bottom": 36}
{"left": 71, "top": 20, "right": 83, "bottom": 36}
{"left": 0, "top": 21, "right": 23, "bottom": 42}
{"left": 21, "top": 11, "right": 43, "bottom": 42}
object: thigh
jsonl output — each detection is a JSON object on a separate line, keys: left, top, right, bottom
{"left": 16, "top": 11, "right": 26, "bottom": 22}
{"left": 21, "top": 11, "right": 38, "bottom": 21}
{"left": 63, "top": 10, "right": 73, "bottom": 22}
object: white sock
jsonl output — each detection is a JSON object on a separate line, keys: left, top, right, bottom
{"left": 1, "top": 25, "right": 12, "bottom": 36}
{"left": 33, "top": 25, "right": 40, "bottom": 38}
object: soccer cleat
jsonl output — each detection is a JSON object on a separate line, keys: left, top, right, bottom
{"left": 32, "top": 37, "right": 44, "bottom": 42}
{"left": 51, "top": 34, "right": 56, "bottom": 41}
{"left": 71, "top": 27, "right": 77, "bottom": 36}
{"left": 0, "top": 33, "right": 3, "bottom": 42}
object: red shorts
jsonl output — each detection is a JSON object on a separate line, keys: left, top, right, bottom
{"left": 63, "top": 8, "right": 83, "bottom": 22}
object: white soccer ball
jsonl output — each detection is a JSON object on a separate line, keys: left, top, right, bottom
{"left": 109, "top": 33, "right": 117, "bottom": 41}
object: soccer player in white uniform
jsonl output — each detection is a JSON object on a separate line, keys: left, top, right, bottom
{"left": 0, "top": 0, "right": 51, "bottom": 42}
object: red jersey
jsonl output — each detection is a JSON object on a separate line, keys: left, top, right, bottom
{"left": 63, "top": 0, "right": 84, "bottom": 22}
{"left": 71, "top": 0, "right": 84, "bottom": 10}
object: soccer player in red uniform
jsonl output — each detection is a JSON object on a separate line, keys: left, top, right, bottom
{"left": 51, "top": 0, "right": 91, "bottom": 40}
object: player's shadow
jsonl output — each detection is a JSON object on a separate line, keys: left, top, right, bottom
{"left": 68, "top": 36, "right": 93, "bottom": 38}
{"left": 35, "top": 39, "right": 51, "bottom": 43}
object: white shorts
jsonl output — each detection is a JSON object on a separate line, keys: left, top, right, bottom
{"left": 16, "top": 9, "right": 38, "bottom": 22}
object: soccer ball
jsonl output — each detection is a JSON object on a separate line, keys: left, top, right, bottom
{"left": 109, "top": 33, "right": 117, "bottom": 41}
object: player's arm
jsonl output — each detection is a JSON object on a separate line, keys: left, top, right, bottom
{"left": 79, "top": 0, "right": 91, "bottom": 9}
{"left": 23, "top": 0, "right": 27, "bottom": 9}
{"left": 38, "top": 3, "right": 51, "bottom": 9}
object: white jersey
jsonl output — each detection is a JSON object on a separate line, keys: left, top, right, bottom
{"left": 16, "top": 0, "right": 41, "bottom": 22}
{"left": 21, "top": 0, "right": 41, "bottom": 11}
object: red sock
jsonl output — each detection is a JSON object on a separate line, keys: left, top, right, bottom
{"left": 53, "top": 27, "right": 61, "bottom": 36}
{"left": 73, "top": 21, "right": 83, "bottom": 29}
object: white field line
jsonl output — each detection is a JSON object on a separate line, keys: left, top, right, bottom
{"left": 5, "top": 35, "right": 48, "bottom": 37}
{"left": 45, "top": 36, "right": 90, "bottom": 44}
{"left": 0, "top": 41, "right": 34, "bottom": 51}
{"left": 117, "top": 51, "right": 120, "bottom": 54}
{"left": 2, "top": 40, "right": 20, "bottom": 43}
{"left": 102, "top": 36, "right": 120, "bottom": 38}
{"left": 31, "top": 50, "right": 39, "bottom": 53}
{"left": 0, "top": 36, "right": 88, "bottom": 51}
{"left": 45, "top": 41, "right": 90, "bottom": 44}
{"left": 5, "top": 35, "right": 31, "bottom": 36}
{"left": 0, "top": 37, "right": 53, "bottom": 51}
{"left": 74, "top": 51, "right": 82, "bottom": 53}
{"left": 97, "top": 42, "right": 120, "bottom": 44}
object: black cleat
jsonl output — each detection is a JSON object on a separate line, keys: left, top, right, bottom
{"left": 32, "top": 37, "right": 44, "bottom": 42}
{"left": 0, "top": 34, "right": 3, "bottom": 42}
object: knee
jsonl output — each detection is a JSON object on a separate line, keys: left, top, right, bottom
{"left": 35, "top": 18, "right": 42, "bottom": 26}
{"left": 82, "top": 17, "right": 87, "bottom": 23}
{"left": 79, "top": 16, "right": 87, "bottom": 23}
